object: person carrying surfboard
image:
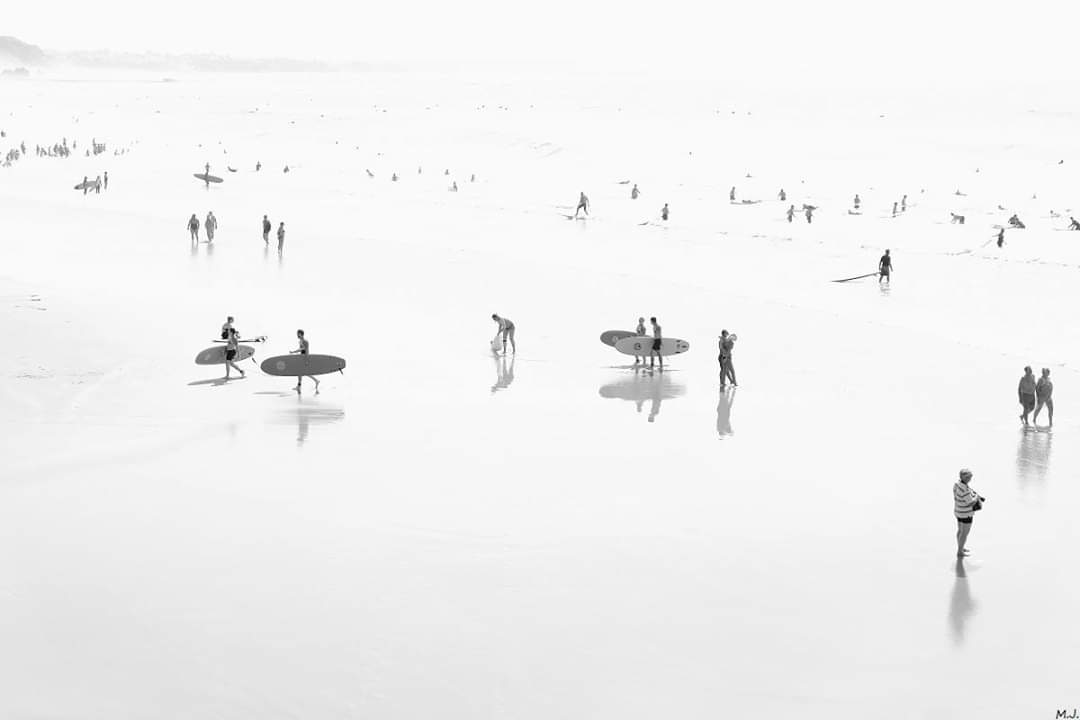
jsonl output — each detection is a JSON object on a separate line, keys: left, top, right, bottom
{"left": 634, "top": 317, "right": 647, "bottom": 364}
{"left": 290, "top": 329, "right": 320, "bottom": 393}
{"left": 491, "top": 314, "right": 516, "bottom": 355}
{"left": 221, "top": 316, "right": 235, "bottom": 340}
{"left": 188, "top": 213, "right": 200, "bottom": 242}
{"left": 879, "top": 249, "right": 893, "bottom": 283}
{"left": 223, "top": 328, "right": 245, "bottom": 380}
{"left": 649, "top": 317, "right": 663, "bottom": 370}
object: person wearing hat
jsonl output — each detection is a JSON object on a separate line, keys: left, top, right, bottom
{"left": 953, "top": 469, "right": 984, "bottom": 557}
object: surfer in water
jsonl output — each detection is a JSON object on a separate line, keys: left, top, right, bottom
{"left": 188, "top": 213, "right": 200, "bottom": 242}
{"left": 223, "top": 328, "right": 246, "bottom": 380}
{"left": 491, "top": 314, "right": 516, "bottom": 354}
{"left": 879, "top": 249, "right": 893, "bottom": 283}
{"left": 649, "top": 317, "right": 663, "bottom": 370}
{"left": 1018, "top": 366, "right": 1037, "bottom": 426}
{"left": 574, "top": 192, "right": 589, "bottom": 218}
{"left": 205, "top": 211, "right": 218, "bottom": 242}
{"left": 719, "top": 330, "right": 737, "bottom": 387}
{"left": 262, "top": 215, "right": 271, "bottom": 243}
{"left": 290, "top": 329, "right": 320, "bottom": 393}
{"left": 1034, "top": 368, "right": 1054, "bottom": 427}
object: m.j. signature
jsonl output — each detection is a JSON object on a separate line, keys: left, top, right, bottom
{"left": 1056, "top": 710, "right": 1079, "bottom": 719}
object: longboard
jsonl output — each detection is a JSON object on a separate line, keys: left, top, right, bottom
{"left": 195, "top": 345, "right": 255, "bottom": 365}
{"left": 600, "top": 330, "right": 637, "bottom": 347}
{"left": 261, "top": 354, "right": 346, "bottom": 376}
{"left": 831, "top": 272, "right": 880, "bottom": 283}
{"left": 193, "top": 173, "right": 224, "bottom": 184}
{"left": 73, "top": 181, "right": 95, "bottom": 191}
{"left": 614, "top": 336, "right": 690, "bottom": 357}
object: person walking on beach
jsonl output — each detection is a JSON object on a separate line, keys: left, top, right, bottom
{"left": 778, "top": 188, "right": 786, "bottom": 202}
{"left": 82, "top": 175, "right": 89, "bottom": 195}
{"left": 277, "top": 222, "right": 285, "bottom": 252}
{"left": 1034, "top": 368, "right": 1054, "bottom": 427}
{"left": 729, "top": 186, "right": 736, "bottom": 202}
{"left": 719, "top": 330, "right": 737, "bottom": 387}
{"left": 262, "top": 215, "right": 271, "bottom": 243}
{"left": 633, "top": 316, "right": 647, "bottom": 364}
{"left": 103, "top": 171, "right": 108, "bottom": 190}
{"left": 221, "top": 315, "right": 235, "bottom": 340}
{"left": 491, "top": 313, "right": 516, "bottom": 354}
{"left": 574, "top": 191, "right": 590, "bottom": 218}
{"left": 901, "top": 194, "right": 908, "bottom": 212}
{"left": 954, "top": 468, "right": 983, "bottom": 557}
{"left": 853, "top": 193, "right": 861, "bottom": 211}
{"left": 892, "top": 201, "right": 898, "bottom": 217}
{"left": 631, "top": 184, "right": 640, "bottom": 199}
{"left": 223, "top": 328, "right": 246, "bottom": 380}
{"left": 1018, "top": 366, "right": 1037, "bottom": 426}
{"left": 879, "top": 249, "right": 893, "bottom": 283}
{"left": 291, "top": 329, "right": 320, "bottom": 394}
{"left": 649, "top": 316, "right": 663, "bottom": 370}
{"left": 188, "top": 213, "right": 200, "bottom": 242}
{"left": 997, "top": 228, "right": 1005, "bottom": 248}
{"left": 661, "top": 203, "right": 669, "bottom": 221}
{"left": 804, "top": 205, "right": 814, "bottom": 224}
{"left": 787, "top": 204, "right": 795, "bottom": 223}
{"left": 94, "top": 175, "right": 102, "bottom": 194}
{"left": 205, "top": 211, "right": 218, "bottom": 242}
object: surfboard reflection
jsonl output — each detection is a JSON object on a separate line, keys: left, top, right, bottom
{"left": 598, "top": 368, "right": 685, "bottom": 423}
{"left": 491, "top": 354, "right": 515, "bottom": 394}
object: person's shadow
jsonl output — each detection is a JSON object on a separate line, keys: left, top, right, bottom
{"left": 491, "top": 353, "right": 515, "bottom": 394}
{"left": 948, "top": 558, "right": 977, "bottom": 646}
{"left": 716, "top": 385, "right": 735, "bottom": 438}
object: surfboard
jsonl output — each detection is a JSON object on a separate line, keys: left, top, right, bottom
{"left": 600, "top": 330, "right": 636, "bottom": 347}
{"left": 193, "top": 173, "right": 224, "bottom": 184}
{"left": 195, "top": 345, "right": 255, "bottom": 365}
{"left": 614, "top": 336, "right": 690, "bottom": 358}
{"left": 73, "top": 180, "right": 95, "bottom": 191}
{"left": 260, "top": 354, "right": 346, "bottom": 376}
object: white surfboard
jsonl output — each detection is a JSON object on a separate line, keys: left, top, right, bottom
{"left": 614, "top": 336, "right": 690, "bottom": 358}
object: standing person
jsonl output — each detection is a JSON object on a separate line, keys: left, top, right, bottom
{"left": 205, "top": 211, "right": 218, "bottom": 242}
{"left": 719, "top": 330, "right": 737, "bottom": 387}
{"left": 649, "top": 316, "right": 663, "bottom": 370}
{"left": 187, "top": 213, "right": 200, "bottom": 242}
{"left": 634, "top": 316, "right": 647, "bottom": 364}
{"left": 804, "top": 205, "right": 814, "bottom": 224}
{"left": 901, "top": 194, "right": 908, "bottom": 212}
{"left": 94, "top": 175, "right": 102, "bottom": 194}
{"left": 82, "top": 175, "right": 89, "bottom": 195}
{"left": 661, "top": 203, "right": 669, "bottom": 221}
{"left": 1018, "top": 366, "right": 1037, "bottom": 426}
{"left": 574, "top": 191, "right": 589, "bottom": 218}
{"left": 220, "top": 315, "right": 235, "bottom": 340}
{"left": 729, "top": 186, "right": 736, "bottom": 202}
{"left": 879, "top": 249, "right": 893, "bottom": 283}
{"left": 276, "top": 222, "right": 285, "bottom": 252}
{"left": 103, "top": 171, "right": 109, "bottom": 190}
{"left": 223, "top": 328, "right": 246, "bottom": 379}
{"left": 786, "top": 204, "right": 795, "bottom": 223}
{"left": 953, "top": 469, "right": 983, "bottom": 557}
{"left": 290, "top": 329, "right": 320, "bottom": 394}
{"left": 262, "top": 214, "right": 271, "bottom": 243}
{"left": 491, "top": 313, "right": 516, "bottom": 354}
{"left": 778, "top": 188, "right": 786, "bottom": 201}
{"left": 1034, "top": 368, "right": 1054, "bottom": 427}
{"left": 892, "top": 201, "right": 898, "bottom": 217}
{"left": 853, "top": 193, "right": 861, "bottom": 210}
{"left": 631, "top": 184, "right": 639, "bottom": 199}
{"left": 997, "top": 228, "right": 1005, "bottom": 248}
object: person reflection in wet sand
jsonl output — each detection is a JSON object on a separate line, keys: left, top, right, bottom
{"left": 948, "top": 558, "right": 976, "bottom": 646}
{"left": 491, "top": 353, "right": 515, "bottom": 393}
{"left": 1016, "top": 426, "right": 1052, "bottom": 487}
{"left": 716, "top": 386, "right": 735, "bottom": 437}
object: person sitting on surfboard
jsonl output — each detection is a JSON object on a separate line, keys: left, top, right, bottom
{"left": 188, "top": 214, "right": 200, "bottom": 242}
{"left": 491, "top": 314, "right": 516, "bottom": 355}
{"left": 574, "top": 192, "right": 589, "bottom": 218}
{"left": 879, "top": 249, "right": 893, "bottom": 283}
{"left": 223, "top": 328, "right": 246, "bottom": 380}
{"left": 290, "top": 329, "right": 320, "bottom": 393}
{"left": 649, "top": 317, "right": 663, "bottom": 370}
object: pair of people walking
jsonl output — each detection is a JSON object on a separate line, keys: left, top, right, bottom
{"left": 187, "top": 211, "right": 218, "bottom": 242}
{"left": 718, "top": 330, "right": 737, "bottom": 386}
{"left": 262, "top": 215, "right": 285, "bottom": 250}
{"left": 1018, "top": 366, "right": 1054, "bottom": 427}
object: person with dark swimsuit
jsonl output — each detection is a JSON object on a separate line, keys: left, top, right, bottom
{"left": 291, "top": 329, "right": 320, "bottom": 394}
{"left": 224, "top": 328, "right": 245, "bottom": 379}
{"left": 649, "top": 316, "right": 663, "bottom": 370}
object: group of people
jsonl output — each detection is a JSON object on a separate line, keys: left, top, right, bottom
{"left": 218, "top": 316, "right": 320, "bottom": 392}
{"left": 187, "top": 211, "right": 219, "bottom": 242}
{"left": 80, "top": 173, "right": 108, "bottom": 194}
{"left": 1018, "top": 366, "right": 1054, "bottom": 427}
{"left": 262, "top": 214, "right": 286, "bottom": 250}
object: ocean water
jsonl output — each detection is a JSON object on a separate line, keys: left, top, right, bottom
{"left": 1, "top": 67, "right": 1078, "bottom": 718}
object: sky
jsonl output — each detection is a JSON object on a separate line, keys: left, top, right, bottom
{"left": 8, "top": 0, "right": 1074, "bottom": 87}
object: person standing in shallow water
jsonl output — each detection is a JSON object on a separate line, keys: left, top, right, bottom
{"left": 277, "top": 222, "right": 285, "bottom": 252}
{"left": 1034, "top": 368, "right": 1054, "bottom": 427}
{"left": 879, "top": 249, "right": 893, "bottom": 283}
{"left": 953, "top": 468, "right": 983, "bottom": 557}
{"left": 649, "top": 316, "right": 663, "bottom": 370}
{"left": 574, "top": 191, "right": 589, "bottom": 218}
{"left": 262, "top": 214, "right": 271, "bottom": 243}
{"left": 187, "top": 213, "right": 200, "bottom": 242}
{"left": 719, "top": 330, "right": 737, "bottom": 387}
{"left": 1018, "top": 366, "right": 1037, "bottom": 426}
{"left": 491, "top": 314, "right": 516, "bottom": 354}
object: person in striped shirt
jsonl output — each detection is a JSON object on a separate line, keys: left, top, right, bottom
{"left": 954, "top": 468, "right": 984, "bottom": 557}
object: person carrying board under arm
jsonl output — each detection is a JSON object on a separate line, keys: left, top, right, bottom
{"left": 223, "top": 328, "right": 246, "bottom": 380}
{"left": 649, "top": 316, "right": 663, "bottom": 370}
{"left": 634, "top": 316, "right": 647, "bottom": 365}
{"left": 491, "top": 314, "right": 516, "bottom": 355}
{"left": 291, "top": 329, "right": 320, "bottom": 394}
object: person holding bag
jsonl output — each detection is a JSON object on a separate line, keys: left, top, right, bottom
{"left": 954, "top": 468, "right": 985, "bottom": 557}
